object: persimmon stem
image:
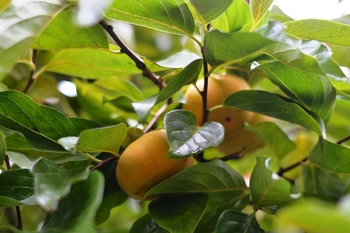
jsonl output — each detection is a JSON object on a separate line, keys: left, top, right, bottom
{"left": 90, "top": 155, "right": 117, "bottom": 171}
{"left": 99, "top": 20, "right": 165, "bottom": 90}
{"left": 5, "top": 156, "right": 23, "bottom": 230}
{"left": 23, "top": 49, "right": 38, "bottom": 93}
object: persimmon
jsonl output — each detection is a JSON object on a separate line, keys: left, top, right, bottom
{"left": 116, "top": 129, "right": 193, "bottom": 200}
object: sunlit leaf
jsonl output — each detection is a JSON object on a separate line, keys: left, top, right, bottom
{"left": 133, "top": 59, "right": 202, "bottom": 121}
{"left": 31, "top": 158, "right": 89, "bottom": 211}
{"left": 41, "top": 171, "right": 104, "bottom": 233}
{"left": 40, "top": 48, "right": 164, "bottom": 79}
{"left": 309, "top": 137, "right": 350, "bottom": 174}
{"left": 32, "top": 10, "right": 109, "bottom": 50}
{"left": 214, "top": 210, "right": 264, "bottom": 233}
{"left": 149, "top": 194, "right": 209, "bottom": 233}
{"left": 255, "top": 61, "right": 336, "bottom": 121}
{"left": 104, "top": 0, "right": 195, "bottom": 36}
{"left": 302, "top": 164, "right": 344, "bottom": 201}
{"left": 190, "top": 0, "right": 233, "bottom": 24}
{"left": 0, "top": 0, "right": 65, "bottom": 80}
{"left": 0, "top": 169, "right": 37, "bottom": 208}
{"left": 269, "top": 5, "right": 294, "bottom": 23}
{"left": 248, "top": 121, "right": 296, "bottom": 160}
{"left": 250, "top": 157, "right": 299, "bottom": 209}
{"left": 164, "top": 110, "right": 224, "bottom": 158}
{"left": 0, "top": 90, "right": 77, "bottom": 150}
{"left": 250, "top": 0, "right": 273, "bottom": 30}
{"left": 157, "top": 52, "right": 201, "bottom": 68}
{"left": 285, "top": 19, "right": 350, "bottom": 46}
{"left": 223, "top": 90, "right": 325, "bottom": 136}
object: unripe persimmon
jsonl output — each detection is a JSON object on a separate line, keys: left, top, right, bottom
{"left": 116, "top": 130, "right": 193, "bottom": 200}
{"left": 183, "top": 74, "right": 253, "bottom": 127}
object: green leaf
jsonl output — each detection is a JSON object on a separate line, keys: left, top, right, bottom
{"left": 0, "top": 90, "right": 77, "bottom": 150}
{"left": 40, "top": 48, "right": 164, "bottom": 79}
{"left": 31, "top": 158, "right": 89, "bottom": 211}
{"left": 203, "top": 30, "right": 275, "bottom": 67}
{"left": 104, "top": 0, "right": 195, "bottom": 36}
{"left": 146, "top": 159, "right": 248, "bottom": 198}
{"left": 59, "top": 123, "right": 127, "bottom": 156}
{"left": 130, "top": 214, "right": 169, "bottom": 233}
{"left": 269, "top": 5, "right": 294, "bottom": 23}
{"left": 248, "top": 121, "right": 296, "bottom": 160}
{"left": 0, "top": 169, "right": 36, "bottom": 208}
{"left": 255, "top": 61, "right": 336, "bottom": 121}
{"left": 157, "top": 52, "right": 201, "bottom": 68}
{"left": 190, "top": 0, "right": 233, "bottom": 24}
{"left": 32, "top": 10, "right": 109, "bottom": 50}
{"left": 223, "top": 90, "right": 325, "bottom": 136}
{"left": 149, "top": 194, "right": 209, "bottom": 233}
{"left": 212, "top": 0, "right": 252, "bottom": 33}
{"left": 309, "top": 137, "right": 350, "bottom": 174}
{"left": 285, "top": 19, "right": 350, "bottom": 46}
{"left": 6, "top": 134, "right": 88, "bottom": 164}
{"left": 250, "top": 157, "right": 299, "bottom": 209}
{"left": 250, "top": 0, "right": 273, "bottom": 30}
{"left": 164, "top": 110, "right": 224, "bottom": 158}
{"left": 302, "top": 164, "right": 344, "bottom": 201}
{"left": 133, "top": 59, "right": 202, "bottom": 121}
{"left": 0, "top": 0, "right": 10, "bottom": 14}
{"left": 0, "top": 131, "right": 5, "bottom": 165}
{"left": 0, "top": 0, "right": 65, "bottom": 80}
{"left": 278, "top": 198, "right": 350, "bottom": 233}
{"left": 41, "top": 171, "right": 104, "bottom": 233}
{"left": 214, "top": 210, "right": 264, "bottom": 233}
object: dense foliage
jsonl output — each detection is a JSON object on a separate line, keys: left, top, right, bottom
{"left": 1, "top": 0, "right": 350, "bottom": 232}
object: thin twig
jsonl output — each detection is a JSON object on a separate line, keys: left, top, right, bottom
{"left": 5, "top": 156, "right": 23, "bottom": 230}
{"left": 90, "top": 155, "right": 117, "bottom": 171}
{"left": 144, "top": 99, "right": 172, "bottom": 133}
{"left": 23, "top": 49, "right": 38, "bottom": 93}
{"left": 277, "top": 157, "right": 308, "bottom": 177}
{"left": 337, "top": 135, "right": 350, "bottom": 144}
{"left": 99, "top": 20, "right": 165, "bottom": 90}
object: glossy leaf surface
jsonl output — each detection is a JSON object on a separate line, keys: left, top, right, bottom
{"left": 190, "top": 0, "right": 233, "bottom": 24}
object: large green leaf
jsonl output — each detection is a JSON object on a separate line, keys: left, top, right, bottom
{"left": 309, "top": 137, "right": 350, "bottom": 174}
{"left": 278, "top": 198, "right": 350, "bottom": 233}
{"left": 133, "top": 59, "right": 202, "bottom": 121}
{"left": 0, "top": 169, "right": 37, "bottom": 208}
{"left": 164, "top": 110, "right": 224, "bottom": 158}
{"left": 59, "top": 123, "right": 127, "bottom": 156}
{"left": 32, "top": 10, "right": 109, "bottom": 50}
{"left": 250, "top": 0, "right": 273, "bottom": 30}
{"left": 38, "top": 48, "right": 164, "bottom": 79}
{"left": 214, "top": 210, "right": 264, "bottom": 233}
{"left": 256, "top": 61, "right": 336, "bottom": 121}
{"left": 247, "top": 122, "right": 296, "bottom": 160}
{"left": 203, "top": 30, "right": 275, "bottom": 67}
{"left": 223, "top": 90, "right": 325, "bottom": 136}
{"left": 31, "top": 158, "right": 89, "bottom": 211}
{"left": 302, "top": 164, "right": 344, "bottom": 201}
{"left": 0, "top": 0, "right": 65, "bottom": 80}
{"left": 104, "top": 0, "right": 195, "bottom": 36}
{"left": 0, "top": 90, "right": 77, "bottom": 150}
{"left": 0, "top": 131, "right": 5, "bottom": 165}
{"left": 130, "top": 214, "right": 168, "bottom": 233}
{"left": 250, "top": 157, "right": 299, "bottom": 209}
{"left": 285, "top": 19, "right": 350, "bottom": 46}
{"left": 41, "top": 171, "right": 104, "bottom": 233}
{"left": 190, "top": 0, "right": 233, "bottom": 24}
{"left": 149, "top": 194, "right": 209, "bottom": 233}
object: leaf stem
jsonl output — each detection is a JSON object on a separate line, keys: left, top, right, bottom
{"left": 5, "top": 155, "right": 23, "bottom": 230}
{"left": 81, "top": 152, "right": 102, "bottom": 163}
{"left": 277, "top": 157, "right": 308, "bottom": 177}
{"left": 144, "top": 99, "right": 171, "bottom": 133}
{"left": 23, "top": 49, "right": 38, "bottom": 93}
{"left": 99, "top": 20, "right": 165, "bottom": 90}
{"left": 337, "top": 135, "right": 350, "bottom": 144}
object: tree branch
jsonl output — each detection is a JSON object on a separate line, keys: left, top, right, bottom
{"left": 99, "top": 20, "right": 165, "bottom": 90}
{"left": 143, "top": 99, "right": 171, "bottom": 133}
{"left": 23, "top": 49, "right": 38, "bottom": 93}
{"left": 337, "top": 135, "right": 350, "bottom": 144}
{"left": 277, "top": 157, "right": 308, "bottom": 177}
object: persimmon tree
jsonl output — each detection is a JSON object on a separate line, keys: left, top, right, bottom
{"left": 1, "top": 0, "right": 350, "bottom": 232}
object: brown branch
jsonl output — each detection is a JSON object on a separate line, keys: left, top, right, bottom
{"left": 144, "top": 99, "right": 172, "bottom": 133}
{"left": 99, "top": 20, "right": 165, "bottom": 90}
{"left": 337, "top": 135, "right": 350, "bottom": 145}
{"left": 277, "top": 157, "right": 308, "bottom": 177}
{"left": 23, "top": 49, "right": 38, "bottom": 93}
{"left": 90, "top": 155, "right": 117, "bottom": 171}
